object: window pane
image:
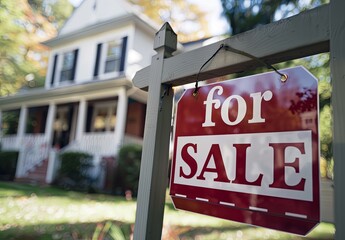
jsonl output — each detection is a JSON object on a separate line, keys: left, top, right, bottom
{"left": 60, "top": 69, "right": 73, "bottom": 82}
{"left": 1, "top": 110, "right": 20, "bottom": 135}
{"left": 107, "top": 41, "right": 121, "bottom": 58}
{"left": 92, "top": 107, "right": 116, "bottom": 132}
{"left": 105, "top": 59, "right": 119, "bottom": 73}
{"left": 104, "top": 40, "right": 121, "bottom": 73}
{"left": 60, "top": 51, "right": 75, "bottom": 81}
{"left": 93, "top": 108, "right": 108, "bottom": 132}
{"left": 62, "top": 52, "right": 75, "bottom": 69}
{"left": 86, "top": 100, "right": 117, "bottom": 132}
{"left": 26, "top": 106, "right": 48, "bottom": 134}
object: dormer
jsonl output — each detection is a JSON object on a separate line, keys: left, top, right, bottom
{"left": 43, "top": 0, "right": 158, "bottom": 89}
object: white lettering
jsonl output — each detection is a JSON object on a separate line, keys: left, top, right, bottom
{"left": 221, "top": 95, "right": 247, "bottom": 125}
{"left": 249, "top": 90, "right": 273, "bottom": 123}
{"left": 202, "top": 86, "right": 223, "bottom": 127}
{"left": 174, "top": 131, "right": 313, "bottom": 201}
{"left": 202, "top": 86, "right": 273, "bottom": 127}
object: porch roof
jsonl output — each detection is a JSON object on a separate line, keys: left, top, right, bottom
{"left": 0, "top": 77, "right": 133, "bottom": 109}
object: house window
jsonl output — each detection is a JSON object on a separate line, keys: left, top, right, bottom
{"left": 86, "top": 100, "right": 118, "bottom": 133}
{"left": 93, "top": 36, "right": 127, "bottom": 78}
{"left": 104, "top": 40, "right": 122, "bottom": 73}
{"left": 26, "top": 106, "right": 48, "bottom": 134}
{"left": 1, "top": 109, "right": 20, "bottom": 135}
{"left": 60, "top": 49, "right": 78, "bottom": 82}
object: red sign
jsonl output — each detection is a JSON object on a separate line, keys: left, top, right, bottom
{"left": 170, "top": 66, "right": 319, "bottom": 235}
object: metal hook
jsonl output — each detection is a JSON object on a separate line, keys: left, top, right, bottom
{"left": 194, "top": 44, "right": 225, "bottom": 96}
{"left": 193, "top": 43, "right": 288, "bottom": 96}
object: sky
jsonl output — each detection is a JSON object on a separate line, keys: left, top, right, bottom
{"left": 68, "top": 0, "right": 229, "bottom": 36}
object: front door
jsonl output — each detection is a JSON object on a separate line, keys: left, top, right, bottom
{"left": 52, "top": 103, "right": 78, "bottom": 149}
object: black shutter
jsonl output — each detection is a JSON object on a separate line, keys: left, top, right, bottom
{"left": 50, "top": 54, "right": 58, "bottom": 86}
{"left": 119, "top": 36, "right": 128, "bottom": 73}
{"left": 40, "top": 106, "right": 49, "bottom": 133}
{"left": 67, "top": 105, "right": 74, "bottom": 132}
{"left": 86, "top": 105, "right": 93, "bottom": 132}
{"left": 71, "top": 49, "right": 79, "bottom": 81}
{"left": 94, "top": 43, "right": 102, "bottom": 78}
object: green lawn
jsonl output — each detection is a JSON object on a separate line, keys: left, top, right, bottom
{"left": 0, "top": 181, "right": 335, "bottom": 239}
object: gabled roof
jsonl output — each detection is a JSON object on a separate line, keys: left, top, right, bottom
{"left": 44, "top": 0, "right": 159, "bottom": 47}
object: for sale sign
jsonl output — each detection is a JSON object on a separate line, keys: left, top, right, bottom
{"left": 169, "top": 66, "right": 320, "bottom": 235}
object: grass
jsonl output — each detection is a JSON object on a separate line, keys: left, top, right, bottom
{"left": 0, "top": 181, "right": 335, "bottom": 239}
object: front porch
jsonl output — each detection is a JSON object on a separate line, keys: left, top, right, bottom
{"left": 0, "top": 86, "right": 146, "bottom": 189}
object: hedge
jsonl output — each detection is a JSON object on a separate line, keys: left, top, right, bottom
{"left": 55, "top": 151, "right": 93, "bottom": 191}
{"left": 114, "top": 144, "right": 142, "bottom": 197}
{"left": 0, "top": 151, "right": 19, "bottom": 181}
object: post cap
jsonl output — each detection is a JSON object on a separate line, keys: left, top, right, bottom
{"left": 154, "top": 22, "right": 177, "bottom": 53}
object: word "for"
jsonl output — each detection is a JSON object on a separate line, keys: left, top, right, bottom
{"left": 202, "top": 85, "right": 273, "bottom": 127}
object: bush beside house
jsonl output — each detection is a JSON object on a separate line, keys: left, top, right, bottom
{"left": 55, "top": 151, "right": 93, "bottom": 191}
{"left": 0, "top": 151, "right": 19, "bottom": 181}
{"left": 114, "top": 144, "right": 142, "bottom": 197}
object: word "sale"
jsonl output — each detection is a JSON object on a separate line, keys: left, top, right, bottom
{"left": 174, "top": 131, "right": 313, "bottom": 201}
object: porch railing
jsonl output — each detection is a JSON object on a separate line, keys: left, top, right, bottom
{"left": 15, "top": 135, "right": 49, "bottom": 178}
{"left": 48, "top": 133, "right": 143, "bottom": 185}
{"left": 1, "top": 132, "right": 143, "bottom": 183}
{"left": 1, "top": 135, "right": 18, "bottom": 150}
{"left": 63, "top": 132, "right": 119, "bottom": 156}
{"left": 46, "top": 133, "right": 144, "bottom": 185}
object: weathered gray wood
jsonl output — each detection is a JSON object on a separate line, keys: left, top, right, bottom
{"left": 133, "top": 4, "right": 329, "bottom": 90}
{"left": 133, "top": 23, "right": 177, "bottom": 240}
{"left": 330, "top": 0, "right": 345, "bottom": 239}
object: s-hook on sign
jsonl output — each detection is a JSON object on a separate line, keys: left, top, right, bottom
{"left": 169, "top": 66, "right": 320, "bottom": 235}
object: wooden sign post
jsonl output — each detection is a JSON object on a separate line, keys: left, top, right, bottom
{"left": 133, "top": 1, "right": 345, "bottom": 239}
{"left": 133, "top": 23, "right": 177, "bottom": 240}
{"left": 330, "top": 1, "right": 345, "bottom": 240}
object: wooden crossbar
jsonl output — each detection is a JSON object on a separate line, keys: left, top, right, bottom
{"left": 133, "top": 5, "right": 329, "bottom": 90}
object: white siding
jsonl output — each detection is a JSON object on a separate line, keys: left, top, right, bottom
{"left": 45, "top": 24, "right": 154, "bottom": 88}
{"left": 128, "top": 28, "right": 156, "bottom": 79}
{"left": 76, "top": 40, "right": 97, "bottom": 82}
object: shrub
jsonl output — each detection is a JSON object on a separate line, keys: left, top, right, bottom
{"left": 115, "top": 144, "right": 142, "bottom": 197}
{"left": 56, "top": 151, "right": 93, "bottom": 191}
{"left": 0, "top": 151, "right": 19, "bottom": 181}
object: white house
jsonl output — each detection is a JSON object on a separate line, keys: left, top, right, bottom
{"left": 0, "top": 0, "right": 159, "bottom": 187}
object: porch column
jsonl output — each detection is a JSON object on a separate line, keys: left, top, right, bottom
{"left": 45, "top": 102, "right": 57, "bottom": 184}
{"left": 45, "top": 102, "right": 56, "bottom": 146}
{"left": 17, "top": 105, "right": 28, "bottom": 146}
{"left": 15, "top": 105, "right": 28, "bottom": 178}
{"left": 76, "top": 98, "right": 87, "bottom": 141}
{"left": 0, "top": 110, "right": 2, "bottom": 140}
{"left": 114, "top": 87, "right": 128, "bottom": 151}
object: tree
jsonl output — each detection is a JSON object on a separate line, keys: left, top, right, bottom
{"left": 221, "top": 0, "right": 298, "bottom": 35}
{"left": 0, "top": 0, "right": 73, "bottom": 96}
{"left": 220, "top": 0, "right": 328, "bottom": 35}
{"left": 220, "top": 0, "right": 333, "bottom": 177}
{"left": 0, "top": 1, "right": 29, "bottom": 95}
{"left": 128, "top": 0, "right": 209, "bottom": 42}
{"left": 28, "top": 0, "right": 74, "bottom": 29}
